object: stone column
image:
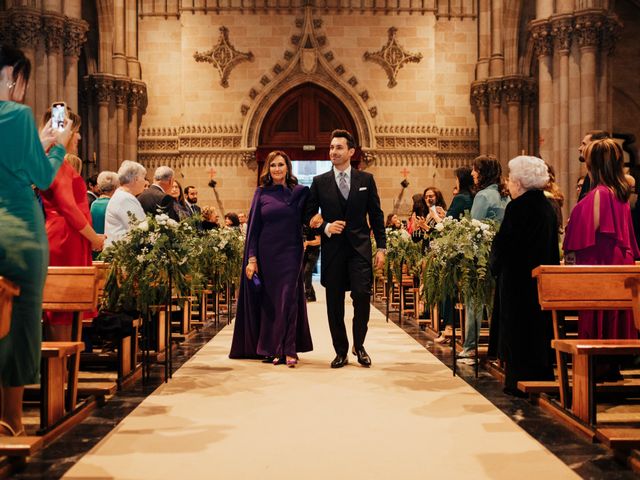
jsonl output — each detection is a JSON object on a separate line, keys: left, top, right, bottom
{"left": 530, "top": 20, "right": 554, "bottom": 162}
{"left": 489, "top": 0, "right": 504, "bottom": 77}
{"left": 599, "top": 16, "right": 622, "bottom": 132}
{"left": 92, "top": 75, "right": 114, "bottom": 171}
{"left": 471, "top": 81, "right": 490, "bottom": 154}
{"left": 114, "top": 78, "right": 129, "bottom": 165}
{"left": 477, "top": 0, "right": 490, "bottom": 80}
{"left": 125, "top": 0, "right": 141, "bottom": 79}
{"left": 552, "top": 14, "right": 573, "bottom": 216}
{"left": 9, "top": 7, "right": 41, "bottom": 112}
{"left": 127, "top": 81, "right": 147, "bottom": 162}
{"left": 487, "top": 79, "right": 502, "bottom": 160}
{"left": 113, "top": 0, "right": 127, "bottom": 76}
{"left": 503, "top": 76, "right": 523, "bottom": 161}
{"left": 42, "top": 12, "right": 65, "bottom": 104}
{"left": 63, "top": 18, "right": 88, "bottom": 113}
{"left": 575, "top": 11, "right": 602, "bottom": 137}
{"left": 568, "top": 40, "right": 582, "bottom": 211}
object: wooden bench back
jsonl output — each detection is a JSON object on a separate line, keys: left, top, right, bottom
{"left": 92, "top": 261, "right": 109, "bottom": 300}
{"left": 0, "top": 277, "right": 20, "bottom": 338}
{"left": 532, "top": 265, "right": 640, "bottom": 329}
{"left": 42, "top": 267, "right": 98, "bottom": 312}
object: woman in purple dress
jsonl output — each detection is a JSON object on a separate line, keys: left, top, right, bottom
{"left": 230, "top": 151, "right": 313, "bottom": 367}
{"left": 564, "top": 139, "right": 639, "bottom": 349}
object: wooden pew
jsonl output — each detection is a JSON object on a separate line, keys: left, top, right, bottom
{"left": 39, "top": 266, "right": 98, "bottom": 436}
{"left": 0, "top": 277, "right": 19, "bottom": 339}
{"left": 532, "top": 265, "right": 640, "bottom": 437}
{"left": 0, "top": 278, "right": 45, "bottom": 458}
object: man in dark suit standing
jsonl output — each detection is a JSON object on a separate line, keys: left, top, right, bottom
{"left": 137, "top": 166, "right": 180, "bottom": 221}
{"left": 184, "top": 185, "right": 201, "bottom": 217}
{"left": 305, "top": 129, "right": 386, "bottom": 368}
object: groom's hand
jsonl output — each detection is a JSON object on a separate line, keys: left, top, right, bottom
{"left": 327, "top": 220, "right": 346, "bottom": 235}
{"left": 375, "top": 250, "right": 385, "bottom": 270}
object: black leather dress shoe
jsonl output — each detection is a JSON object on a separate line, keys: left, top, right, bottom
{"left": 352, "top": 346, "right": 371, "bottom": 367}
{"left": 330, "top": 354, "right": 348, "bottom": 368}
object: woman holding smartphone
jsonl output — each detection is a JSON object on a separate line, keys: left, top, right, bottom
{"left": 0, "top": 45, "right": 73, "bottom": 436}
{"left": 40, "top": 107, "right": 104, "bottom": 341}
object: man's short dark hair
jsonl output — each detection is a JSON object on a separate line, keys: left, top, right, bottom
{"left": 331, "top": 129, "right": 356, "bottom": 149}
{"left": 87, "top": 173, "right": 98, "bottom": 188}
{"left": 184, "top": 185, "right": 196, "bottom": 195}
{"left": 587, "top": 130, "right": 610, "bottom": 141}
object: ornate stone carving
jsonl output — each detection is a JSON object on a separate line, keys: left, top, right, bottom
{"left": 470, "top": 81, "right": 489, "bottom": 110}
{"left": 128, "top": 80, "right": 147, "bottom": 110}
{"left": 335, "top": 65, "right": 345, "bottom": 76}
{"left": 114, "top": 78, "right": 130, "bottom": 107}
{"left": 249, "top": 88, "right": 258, "bottom": 99}
{"left": 64, "top": 17, "right": 89, "bottom": 58}
{"left": 530, "top": 19, "right": 553, "bottom": 58}
{"left": 284, "top": 50, "right": 294, "bottom": 61}
{"left": 363, "top": 27, "right": 422, "bottom": 88}
{"left": 348, "top": 76, "right": 358, "bottom": 87}
{"left": 273, "top": 64, "right": 283, "bottom": 75}
{"left": 551, "top": 15, "right": 573, "bottom": 53}
{"left": 502, "top": 76, "right": 525, "bottom": 104}
{"left": 89, "top": 74, "right": 114, "bottom": 105}
{"left": 369, "top": 107, "right": 377, "bottom": 118}
{"left": 313, "top": 19, "right": 322, "bottom": 29}
{"left": 324, "top": 51, "right": 334, "bottom": 62}
{"left": 42, "top": 12, "right": 65, "bottom": 54}
{"left": 487, "top": 79, "right": 503, "bottom": 106}
{"left": 601, "top": 15, "right": 623, "bottom": 56}
{"left": 260, "top": 75, "right": 270, "bottom": 86}
{"left": 361, "top": 151, "right": 376, "bottom": 167}
{"left": 360, "top": 90, "right": 369, "bottom": 102}
{"left": 193, "top": 26, "right": 254, "bottom": 88}
{"left": 241, "top": 104, "right": 249, "bottom": 116}
{"left": 574, "top": 12, "right": 604, "bottom": 49}
{"left": 291, "top": 35, "right": 301, "bottom": 46}
{"left": 9, "top": 7, "right": 41, "bottom": 50}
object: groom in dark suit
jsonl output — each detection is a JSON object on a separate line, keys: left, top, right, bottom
{"left": 305, "top": 129, "right": 386, "bottom": 368}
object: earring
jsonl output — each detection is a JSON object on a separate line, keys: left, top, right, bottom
{"left": 6, "top": 81, "right": 15, "bottom": 89}
{"left": 267, "top": 173, "right": 272, "bottom": 182}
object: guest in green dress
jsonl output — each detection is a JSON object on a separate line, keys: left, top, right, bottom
{"left": 0, "top": 46, "right": 73, "bottom": 436}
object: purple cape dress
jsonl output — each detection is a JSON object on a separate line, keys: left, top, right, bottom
{"left": 564, "top": 185, "right": 640, "bottom": 339}
{"left": 229, "top": 184, "right": 313, "bottom": 358}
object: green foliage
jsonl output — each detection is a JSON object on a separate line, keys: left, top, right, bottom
{"left": 101, "top": 212, "right": 245, "bottom": 314}
{"left": 422, "top": 214, "right": 497, "bottom": 311}
{"left": 384, "top": 228, "right": 423, "bottom": 281}
{"left": 0, "top": 206, "right": 39, "bottom": 270}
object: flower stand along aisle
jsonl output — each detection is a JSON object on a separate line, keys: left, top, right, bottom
{"left": 101, "top": 213, "right": 243, "bottom": 383}
{"left": 383, "top": 228, "right": 423, "bottom": 325}
{"left": 423, "top": 215, "right": 497, "bottom": 377}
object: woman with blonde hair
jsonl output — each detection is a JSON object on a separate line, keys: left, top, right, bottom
{"left": 40, "top": 107, "right": 104, "bottom": 341}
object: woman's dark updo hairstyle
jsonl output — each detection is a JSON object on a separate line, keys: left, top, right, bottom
{"left": 472, "top": 154, "right": 509, "bottom": 197}
{"left": 0, "top": 45, "right": 31, "bottom": 84}
{"left": 454, "top": 166, "right": 474, "bottom": 194}
{"left": 259, "top": 150, "right": 299, "bottom": 189}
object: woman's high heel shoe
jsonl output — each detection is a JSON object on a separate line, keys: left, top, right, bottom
{"left": 286, "top": 356, "right": 298, "bottom": 368}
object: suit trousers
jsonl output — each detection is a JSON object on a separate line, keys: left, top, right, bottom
{"left": 324, "top": 244, "right": 372, "bottom": 355}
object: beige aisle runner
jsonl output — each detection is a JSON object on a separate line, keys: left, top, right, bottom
{"left": 65, "top": 286, "right": 578, "bottom": 480}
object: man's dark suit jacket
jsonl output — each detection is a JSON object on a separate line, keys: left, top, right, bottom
{"left": 186, "top": 202, "right": 201, "bottom": 216}
{"left": 305, "top": 168, "right": 386, "bottom": 287}
{"left": 137, "top": 184, "right": 179, "bottom": 221}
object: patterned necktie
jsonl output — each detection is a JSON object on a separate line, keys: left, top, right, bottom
{"left": 338, "top": 172, "right": 349, "bottom": 200}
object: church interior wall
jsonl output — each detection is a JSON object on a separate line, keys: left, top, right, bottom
{"left": 136, "top": 9, "right": 478, "bottom": 217}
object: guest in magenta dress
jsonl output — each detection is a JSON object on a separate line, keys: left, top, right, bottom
{"left": 230, "top": 151, "right": 313, "bottom": 367}
{"left": 564, "top": 138, "right": 640, "bottom": 343}
{"left": 40, "top": 110, "right": 104, "bottom": 341}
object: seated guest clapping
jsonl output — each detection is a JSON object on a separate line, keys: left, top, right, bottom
{"left": 104, "top": 161, "right": 147, "bottom": 248}
{"left": 489, "top": 156, "right": 559, "bottom": 396}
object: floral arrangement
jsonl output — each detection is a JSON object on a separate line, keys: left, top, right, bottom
{"left": 186, "top": 226, "right": 244, "bottom": 290}
{"left": 0, "top": 205, "right": 39, "bottom": 269}
{"left": 422, "top": 214, "right": 497, "bottom": 311}
{"left": 101, "top": 213, "right": 195, "bottom": 313}
{"left": 384, "top": 227, "right": 423, "bottom": 282}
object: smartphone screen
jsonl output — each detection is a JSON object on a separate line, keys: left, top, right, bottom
{"left": 51, "top": 103, "right": 66, "bottom": 131}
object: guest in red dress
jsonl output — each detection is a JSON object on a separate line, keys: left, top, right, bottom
{"left": 564, "top": 138, "right": 640, "bottom": 375}
{"left": 40, "top": 110, "right": 104, "bottom": 341}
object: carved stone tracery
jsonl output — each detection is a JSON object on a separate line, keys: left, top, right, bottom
{"left": 363, "top": 27, "right": 422, "bottom": 88}
{"left": 42, "top": 12, "right": 65, "bottom": 54}
{"left": 551, "top": 15, "right": 573, "bottom": 53}
{"left": 194, "top": 27, "right": 254, "bottom": 88}
{"left": 530, "top": 20, "right": 553, "bottom": 58}
{"left": 64, "top": 17, "right": 89, "bottom": 58}
{"left": 9, "top": 7, "right": 41, "bottom": 50}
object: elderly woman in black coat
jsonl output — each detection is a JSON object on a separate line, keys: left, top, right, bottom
{"left": 489, "top": 156, "right": 560, "bottom": 397}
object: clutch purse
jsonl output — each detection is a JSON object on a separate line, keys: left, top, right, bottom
{"left": 250, "top": 272, "right": 262, "bottom": 293}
